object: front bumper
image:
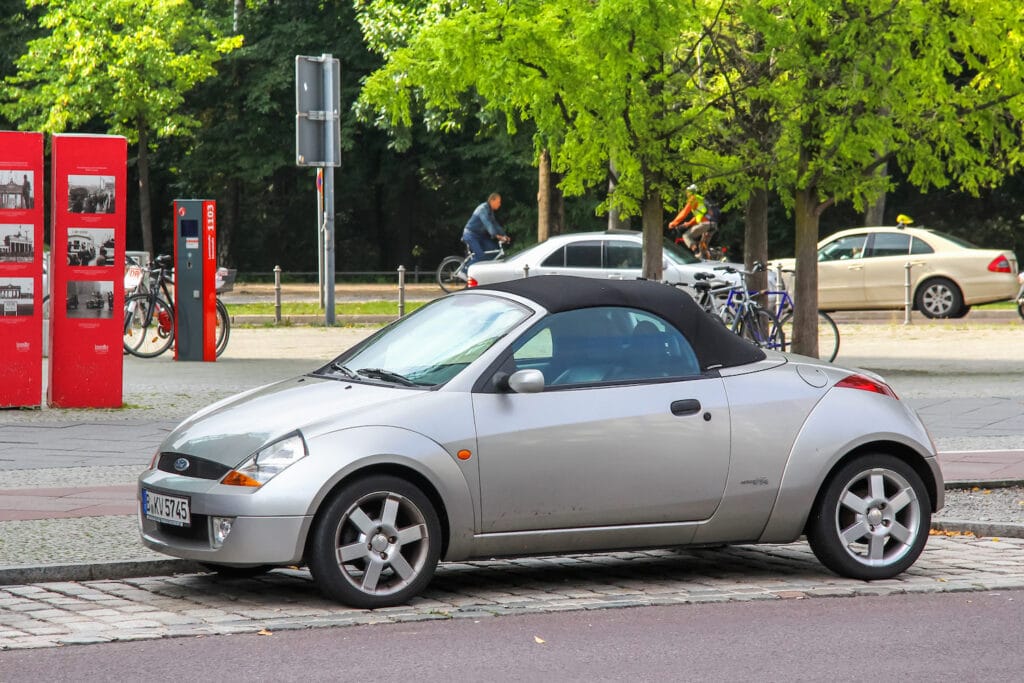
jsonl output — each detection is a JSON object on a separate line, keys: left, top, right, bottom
{"left": 139, "top": 506, "right": 312, "bottom": 565}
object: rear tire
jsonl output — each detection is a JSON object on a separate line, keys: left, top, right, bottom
{"left": 215, "top": 298, "right": 231, "bottom": 357}
{"left": 436, "top": 255, "right": 468, "bottom": 293}
{"left": 806, "top": 454, "right": 930, "bottom": 580}
{"left": 914, "top": 277, "right": 962, "bottom": 318}
{"left": 780, "top": 311, "right": 840, "bottom": 362}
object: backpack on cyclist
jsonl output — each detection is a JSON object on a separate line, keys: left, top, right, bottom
{"left": 703, "top": 196, "right": 722, "bottom": 225}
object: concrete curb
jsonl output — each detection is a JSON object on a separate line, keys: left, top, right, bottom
{"left": 0, "top": 559, "right": 202, "bottom": 586}
{"left": 931, "top": 519, "right": 1024, "bottom": 539}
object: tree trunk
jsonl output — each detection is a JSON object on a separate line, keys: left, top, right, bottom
{"left": 551, "top": 175, "right": 565, "bottom": 235}
{"left": 537, "top": 148, "right": 551, "bottom": 243}
{"left": 607, "top": 160, "right": 624, "bottom": 230}
{"left": 744, "top": 184, "right": 769, "bottom": 295}
{"left": 641, "top": 193, "right": 663, "bottom": 281}
{"left": 137, "top": 123, "right": 154, "bottom": 258}
{"left": 864, "top": 160, "right": 889, "bottom": 226}
{"left": 793, "top": 187, "right": 820, "bottom": 357}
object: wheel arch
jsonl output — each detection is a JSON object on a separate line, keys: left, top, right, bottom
{"left": 803, "top": 440, "right": 942, "bottom": 538}
{"left": 303, "top": 463, "right": 453, "bottom": 563}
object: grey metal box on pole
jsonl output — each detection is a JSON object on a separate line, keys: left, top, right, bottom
{"left": 295, "top": 54, "right": 340, "bottom": 325}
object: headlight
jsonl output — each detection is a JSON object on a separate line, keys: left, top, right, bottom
{"left": 222, "top": 433, "right": 307, "bottom": 487}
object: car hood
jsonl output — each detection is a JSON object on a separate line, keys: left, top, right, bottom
{"left": 162, "top": 376, "right": 426, "bottom": 467}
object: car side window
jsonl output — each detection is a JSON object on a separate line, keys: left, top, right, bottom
{"left": 605, "top": 241, "right": 643, "bottom": 269}
{"left": 564, "top": 241, "right": 602, "bottom": 268}
{"left": 541, "top": 246, "right": 565, "bottom": 267}
{"left": 819, "top": 234, "right": 868, "bottom": 261}
{"left": 866, "top": 233, "right": 911, "bottom": 258}
{"left": 510, "top": 307, "right": 700, "bottom": 388}
{"left": 910, "top": 237, "right": 934, "bottom": 254}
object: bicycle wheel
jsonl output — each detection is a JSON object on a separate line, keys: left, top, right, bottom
{"left": 123, "top": 293, "right": 175, "bottom": 358}
{"left": 780, "top": 310, "right": 840, "bottom": 362}
{"left": 739, "top": 306, "right": 783, "bottom": 350}
{"left": 436, "top": 255, "right": 468, "bottom": 293}
{"left": 215, "top": 298, "right": 231, "bottom": 358}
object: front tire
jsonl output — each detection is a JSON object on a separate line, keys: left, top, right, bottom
{"left": 915, "top": 277, "right": 963, "bottom": 318}
{"left": 436, "top": 255, "right": 468, "bottom": 294}
{"left": 806, "top": 454, "right": 930, "bottom": 580}
{"left": 308, "top": 475, "right": 442, "bottom": 608}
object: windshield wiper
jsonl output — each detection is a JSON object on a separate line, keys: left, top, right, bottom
{"left": 323, "top": 361, "right": 360, "bottom": 381}
{"left": 356, "top": 368, "right": 419, "bottom": 386}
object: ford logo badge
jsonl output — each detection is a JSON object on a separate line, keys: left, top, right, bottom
{"left": 173, "top": 457, "right": 190, "bottom": 472}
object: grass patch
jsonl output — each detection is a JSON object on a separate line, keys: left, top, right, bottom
{"left": 976, "top": 300, "right": 1019, "bottom": 310}
{"left": 226, "top": 301, "right": 427, "bottom": 316}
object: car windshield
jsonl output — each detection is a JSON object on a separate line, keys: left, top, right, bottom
{"left": 662, "top": 238, "right": 700, "bottom": 265}
{"left": 316, "top": 294, "right": 531, "bottom": 387}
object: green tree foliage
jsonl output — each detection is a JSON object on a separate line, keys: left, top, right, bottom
{"left": 1, "top": 0, "right": 242, "bottom": 256}
{"left": 358, "top": 0, "right": 724, "bottom": 280}
{"left": 733, "top": 0, "right": 1024, "bottom": 354}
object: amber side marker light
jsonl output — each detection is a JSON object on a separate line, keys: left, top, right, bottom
{"left": 457, "top": 449, "right": 472, "bottom": 460}
{"left": 835, "top": 374, "right": 898, "bottom": 400}
{"left": 222, "top": 471, "right": 262, "bottom": 487}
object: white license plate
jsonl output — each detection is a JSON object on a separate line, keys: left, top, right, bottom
{"left": 142, "top": 489, "right": 191, "bottom": 527}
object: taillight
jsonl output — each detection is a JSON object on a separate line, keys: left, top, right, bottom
{"left": 467, "top": 278, "right": 479, "bottom": 288}
{"left": 835, "top": 374, "right": 898, "bottom": 400}
{"left": 987, "top": 255, "right": 1012, "bottom": 273}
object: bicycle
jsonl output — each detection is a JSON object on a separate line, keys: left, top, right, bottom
{"left": 682, "top": 265, "right": 785, "bottom": 350}
{"left": 436, "top": 239, "right": 509, "bottom": 293}
{"left": 765, "top": 263, "right": 840, "bottom": 362}
{"left": 122, "top": 254, "right": 231, "bottom": 358}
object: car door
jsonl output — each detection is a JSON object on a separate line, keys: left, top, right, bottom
{"left": 472, "top": 307, "right": 731, "bottom": 533}
{"left": 860, "top": 231, "right": 926, "bottom": 306}
{"left": 603, "top": 239, "right": 644, "bottom": 280}
{"left": 816, "top": 233, "right": 869, "bottom": 308}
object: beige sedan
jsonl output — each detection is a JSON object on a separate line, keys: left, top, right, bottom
{"left": 775, "top": 226, "right": 1018, "bottom": 318}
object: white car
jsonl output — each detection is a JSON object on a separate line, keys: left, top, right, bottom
{"left": 466, "top": 230, "right": 753, "bottom": 290}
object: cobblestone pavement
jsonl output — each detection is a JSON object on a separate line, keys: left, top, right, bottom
{"left": 1, "top": 536, "right": 1023, "bottom": 651}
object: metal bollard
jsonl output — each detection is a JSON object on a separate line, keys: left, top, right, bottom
{"left": 903, "top": 261, "right": 912, "bottom": 325}
{"left": 523, "top": 264, "right": 530, "bottom": 278}
{"left": 274, "top": 265, "right": 282, "bottom": 324}
{"left": 398, "top": 265, "right": 406, "bottom": 317}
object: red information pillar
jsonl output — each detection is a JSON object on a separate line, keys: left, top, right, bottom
{"left": 47, "top": 134, "right": 128, "bottom": 408}
{"left": 0, "top": 131, "right": 44, "bottom": 407}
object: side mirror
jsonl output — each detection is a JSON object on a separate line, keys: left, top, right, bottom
{"left": 507, "top": 369, "right": 545, "bottom": 394}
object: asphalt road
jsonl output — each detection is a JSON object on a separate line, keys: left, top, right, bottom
{"left": 1, "top": 590, "right": 1020, "bottom": 681}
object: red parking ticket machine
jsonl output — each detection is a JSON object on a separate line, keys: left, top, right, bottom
{"left": 173, "top": 199, "right": 217, "bottom": 361}
{"left": 47, "top": 134, "right": 128, "bottom": 408}
{"left": 0, "top": 131, "right": 44, "bottom": 407}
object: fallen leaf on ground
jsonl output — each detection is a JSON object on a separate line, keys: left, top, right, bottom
{"left": 534, "top": 636, "right": 545, "bottom": 644}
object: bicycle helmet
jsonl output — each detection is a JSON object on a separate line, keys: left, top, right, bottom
{"left": 686, "top": 183, "right": 699, "bottom": 193}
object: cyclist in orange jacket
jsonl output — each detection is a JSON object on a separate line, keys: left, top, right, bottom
{"left": 668, "top": 184, "right": 714, "bottom": 254}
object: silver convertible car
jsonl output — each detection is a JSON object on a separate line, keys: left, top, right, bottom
{"left": 139, "top": 276, "right": 944, "bottom": 608}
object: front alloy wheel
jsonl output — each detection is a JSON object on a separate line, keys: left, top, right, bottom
{"left": 308, "top": 475, "right": 441, "bottom": 608}
{"left": 806, "top": 454, "right": 931, "bottom": 580}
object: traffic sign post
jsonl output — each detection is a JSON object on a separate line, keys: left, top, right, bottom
{"left": 296, "top": 54, "right": 340, "bottom": 326}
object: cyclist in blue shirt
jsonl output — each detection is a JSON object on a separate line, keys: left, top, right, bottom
{"left": 461, "top": 192, "right": 510, "bottom": 274}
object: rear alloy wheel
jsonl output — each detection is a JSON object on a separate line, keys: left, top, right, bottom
{"left": 914, "top": 277, "right": 963, "bottom": 318}
{"left": 308, "top": 475, "right": 441, "bottom": 608}
{"left": 806, "top": 454, "right": 930, "bottom": 580}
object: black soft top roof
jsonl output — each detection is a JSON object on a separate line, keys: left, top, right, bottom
{"left": 477, "top": 275, "right": 765, "bottom": 370}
